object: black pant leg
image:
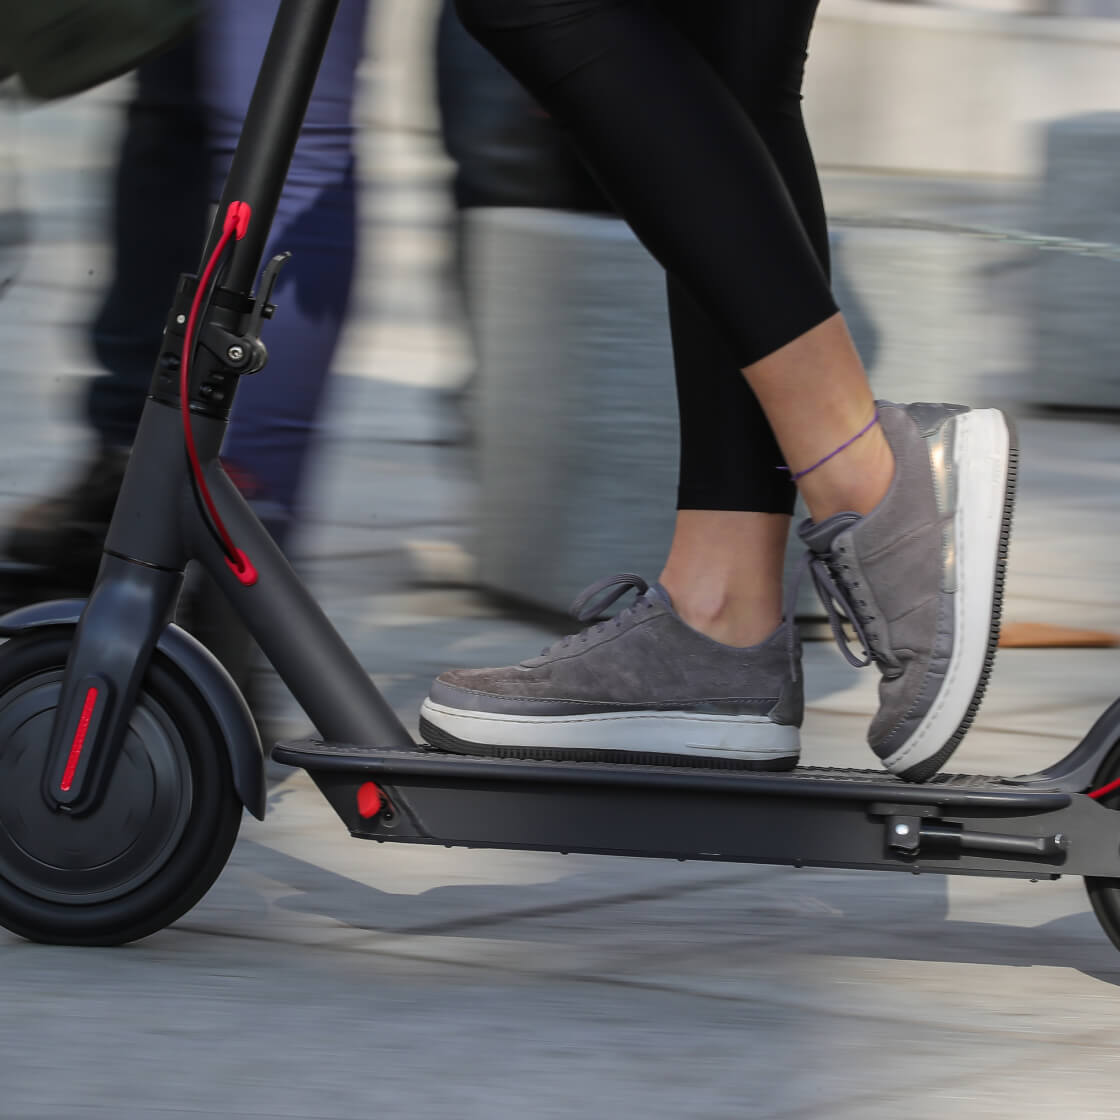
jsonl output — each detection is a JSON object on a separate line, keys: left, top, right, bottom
{"left": 85, "top": 32, "right": 209, "bottom": 447}
{"left": 665, "top": 0, "right": 826, "bottom": 513}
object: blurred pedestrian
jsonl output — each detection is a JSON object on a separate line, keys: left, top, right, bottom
{"left": 6, "top": 0, "right": 366, "bottom": 575}
{"left": 435, "top": 0, "right": 608, "bottom": 216}
{"left": 432, "top": 0, "right": 611, "bottom": 443}
{"left": 0, "top": 0, "right": 196, "bottom": 100}
{"left": 4, "top": 31, "right": 209, "bottom": 583}
{"left": 419, "top": 0, "right": 1017, "bottom": 783}
{"left": 0, "top": 82, "right": 23, "bottom": 301}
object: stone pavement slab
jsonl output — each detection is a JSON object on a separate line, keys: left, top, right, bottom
{"left": 6, "top": 772, "right": 1120, "bottom": 1119}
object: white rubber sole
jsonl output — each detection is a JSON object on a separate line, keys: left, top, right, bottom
{"left": 419, "top": 698, "right": 801, "bottom": 763}
{"left": 880, "top": 407, "right": 1013, "bottom": 775}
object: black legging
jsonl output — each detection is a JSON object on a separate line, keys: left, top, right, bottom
{"left": 454, "top": 0, "right": 836, "bottom": 514}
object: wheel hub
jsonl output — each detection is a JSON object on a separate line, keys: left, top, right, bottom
{"left": 0, "top": 673, "right": 192, "bottom": 904}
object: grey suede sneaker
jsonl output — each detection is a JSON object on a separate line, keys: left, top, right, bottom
{"left": 419, "top": 574, "right": 803, "bottom": 770}
{"left": 797, "top": 401, "right": 1016, "bottom": 782}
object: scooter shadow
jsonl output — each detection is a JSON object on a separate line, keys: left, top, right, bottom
{"left": 216, "top": 836, "right": 1120, "bottom": 986}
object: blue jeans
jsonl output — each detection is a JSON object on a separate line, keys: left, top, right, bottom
{"left": 87, "top": 0, "right": 367, "bottom": 536}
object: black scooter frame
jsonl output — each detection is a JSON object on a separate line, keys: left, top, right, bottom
{"left": 4, "top": 0, "right": 1120, "bottom": 939}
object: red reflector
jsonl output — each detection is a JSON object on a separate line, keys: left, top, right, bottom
{"left": 60, "top": 686, "right": 98, "bottom": 792}
{"left": 356, "top": 782, "right": 383, "bottom": 819}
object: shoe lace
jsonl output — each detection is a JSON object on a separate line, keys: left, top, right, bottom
{"left": 541, "top": 573, "right": 654, "bottom": 656}
{"left": 784, "top": 533, "right": 892, "bottom": 679}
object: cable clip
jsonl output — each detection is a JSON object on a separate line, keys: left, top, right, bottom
{"left": 223, "top": 201, "right": 252, "bottom": 240}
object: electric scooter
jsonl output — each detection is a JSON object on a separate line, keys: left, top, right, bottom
{"left": 4, "top": 0, "right": 1120, "bottom": 953}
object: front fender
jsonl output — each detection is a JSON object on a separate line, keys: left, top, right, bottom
{"left": 0, "top": 599, "right": 265, "bottom": 819}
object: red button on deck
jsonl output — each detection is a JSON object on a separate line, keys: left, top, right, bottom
{"left": 356, "top": 782, "right": 384, "bottom": 819}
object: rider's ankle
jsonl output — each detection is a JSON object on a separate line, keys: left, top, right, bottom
{"left": 660, "top": 581, "right": 782, "bottom": 648}
{"left": 798, "top": 425, "right": 895, "bottom": 521}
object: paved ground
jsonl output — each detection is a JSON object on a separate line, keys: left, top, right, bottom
{"left": 2, "top": 59, "right": 1120, "bottom": 1120}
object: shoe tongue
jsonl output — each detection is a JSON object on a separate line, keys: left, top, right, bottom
{"left": 647, "top": 582, "right": 673, "bottom": 609}
{"left": 798, "top": 511, "right": 862, "bottom": 554}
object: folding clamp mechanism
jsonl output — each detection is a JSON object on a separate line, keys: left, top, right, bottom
{"left": 870, "top": 803, "right": 938, "bottom": 858}
{"left": 201, "top": 251, "right": 292, "bottom": 377}
{"left": 870, "top": 802, "right": 1068, "bottom": 862}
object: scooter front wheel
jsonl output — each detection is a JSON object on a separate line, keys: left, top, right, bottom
{"left": 0, "top": 630, "right": 242, "bottom": 945}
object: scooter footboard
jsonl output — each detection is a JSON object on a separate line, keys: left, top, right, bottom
{"left": 272, "top": 740, "right": 1120, "bottom": 881}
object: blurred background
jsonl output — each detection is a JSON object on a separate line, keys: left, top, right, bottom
{"left": 3, "top": 3, "right": 1120, "bottom": 1116}
{"left": 4, "top": 0, "right": 1118, "bottom": 695}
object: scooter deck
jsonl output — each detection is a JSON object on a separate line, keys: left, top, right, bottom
{"left": 272, "top": 739, "right": 1120, "bottom": 881}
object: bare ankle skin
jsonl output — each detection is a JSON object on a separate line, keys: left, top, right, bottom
{"left": 741, "top": 313, "right": 894, "bottom": 520}
{"left": 658, "top": 510, "right": 789, "bottom": 647}
{"left": 657, "top": 315, "right": 895, "bottom": 645}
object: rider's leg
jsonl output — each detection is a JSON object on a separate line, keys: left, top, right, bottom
{"left": 657, "top": 510, "right": 790, "bottom": 648}
{"left": 421, "top": 0, "right": 829, "bottom": 771}
{"left": 660, "top": 1, "right": 828, "bottom": 649}
{"left": 427, "top": 0, "right": 1014, "bottom": 779}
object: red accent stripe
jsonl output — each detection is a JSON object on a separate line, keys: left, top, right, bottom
{"left": 60, "top": 687, "right": 98, "bottom": 792}
{"left": 1089, "top": 776, "right": 1120, "bottom": 800}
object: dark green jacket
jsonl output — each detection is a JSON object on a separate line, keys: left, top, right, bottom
{"left": 0, "top": 0, "right": 196, "bottom": 100}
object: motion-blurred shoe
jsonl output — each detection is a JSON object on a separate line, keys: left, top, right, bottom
{"left": 4, "top": 444, "right": 129, "bottom": 583}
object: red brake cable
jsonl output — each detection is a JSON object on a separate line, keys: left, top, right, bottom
{"left": 1089, "top": 777, "right": 1120, "bottom": 801}
{"left": 179, "top": 201, "right": 257, "bottom": 586}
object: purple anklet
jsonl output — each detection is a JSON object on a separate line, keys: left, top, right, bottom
{"left": 778, "top": 409, "right": 880, "bottom": 482}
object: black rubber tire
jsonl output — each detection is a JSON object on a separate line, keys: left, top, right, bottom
{"left": 1084, "top": 739, "right": 1120, "bottom": 954}
{"left": 0, "top": 630, "right": 242, "bottom": 945}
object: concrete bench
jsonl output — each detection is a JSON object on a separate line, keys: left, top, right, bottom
{"left": 1031, "top": 113, "right": 1120, "bottom": 410}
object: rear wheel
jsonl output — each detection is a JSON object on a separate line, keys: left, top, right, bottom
{"left": 1084, "top": 740, "right": 1120, "bottom": 952}
{"left": 0, "top": 631, "right": 242, "bottom": 945}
